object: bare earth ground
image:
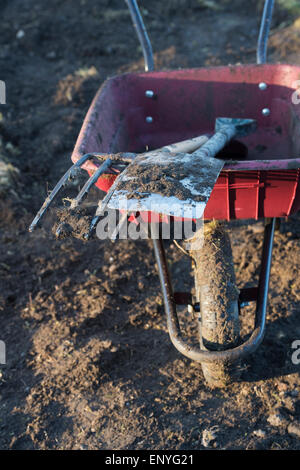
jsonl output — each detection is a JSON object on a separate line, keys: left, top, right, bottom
{"left": 0, "top": 0, "right": 300, "bottom": 450}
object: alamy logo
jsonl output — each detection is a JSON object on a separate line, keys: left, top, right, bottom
{"left": 0, "top": 340, "right": 6, "bottom": 364}
{"left": 95, "top": 208, "right": 204, "bottom": 248}
{"left": 291, "top": 340, "right": 300, "bottom": 365}
{"left": 292, "top": 80, "right": 300, "bottom": 105}
{"left": 0, "top": 81, "right": 5, "bottom": 105}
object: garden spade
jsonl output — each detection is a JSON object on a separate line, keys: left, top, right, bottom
{"left": 101, "top": 118, "right": 257, "bottom": 219}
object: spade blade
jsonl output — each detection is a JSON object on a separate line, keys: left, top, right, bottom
{"left": 106, "top": 149, "right": 225, "bottom": 219}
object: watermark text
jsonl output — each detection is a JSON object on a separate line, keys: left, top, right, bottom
{"left": 291, "top": 339, "right": 300, "bottom": 365}
{"left": 0, "top": 340, "right": 6, "bottom": 365}
{"left": 0, "top": 81, "right": 6, "bottom": 105}
{"left": 292, "top": 80, "right": 300, "bottom": 105}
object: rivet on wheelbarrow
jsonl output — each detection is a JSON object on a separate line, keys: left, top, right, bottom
{"left": 259, "top": 82, "right": 268, "bottom": 90}
{"left": 262, "top": 108, "right": 270, "bottom": 116}
{"left": 145, "top": 116, "right": 153, "bottom": 123}
{"left": 145, "top": 90, "right": 155, "bottom": 98}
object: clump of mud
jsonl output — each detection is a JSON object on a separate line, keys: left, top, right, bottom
{"left": 52, "top": 206, "right": 93, "bottom": 240}
{"left": 121, "top": 162, "right": 204, "bottom": 201}
{"left": 194, "top": 221, "right": 240, "bottom": 313}
{"left": 116, "top": 151, "right": 223, "bottom": 202}
{"left": 0, "top": 135, "right": 20, "bottom": 195}
{"left": 0, "top": 160, "right": 19, "bottom": 194}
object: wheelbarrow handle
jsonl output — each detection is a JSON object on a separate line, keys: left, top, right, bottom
{"left": 126, "top": 0, "right": 274, "bottom": 69}
{"left": 125, "top": 0, "right": 154, "bottom": 72}
{"left": 257, "top": 0, "right": 274, "bottom": 64}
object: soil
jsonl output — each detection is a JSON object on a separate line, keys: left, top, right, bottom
{"left": 0, "top": 0, "right": 300, "bottom": 451}
{"left": 53, "top": 207, "right": 95, "bottom": 241}
{"left": 114, "top": 149, "right": 223, "bottom": 203}
{"left": 269, "top": 16, "right": 300, "bottom": 63}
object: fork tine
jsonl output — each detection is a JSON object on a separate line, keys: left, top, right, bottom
{"left": 70, "top": 158, "right": 112, "bottom": 209}
{"left": 84, "top": 213, "right": 101, "bottom": 240}
{"left": 55, "top": 159, "right": 114, "bottom": 239}
{"left": 29, "top": 153, "right": 97, "bottom": 232}
{"left": 82, "top": 169, "right": 124, "bottom": 240}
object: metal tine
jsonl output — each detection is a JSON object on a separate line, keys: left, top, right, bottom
{"left": 69, "top": 152, "right": 137, "bottom": 212}
{"left": 84, "top": 169, "right": 128, "bottom": 240}
{"left": 70, "top": 158, "right": 112, "bottom": 210}
{"left": 54, "top": 153, "right": 135, "bottom": 239}
{"left": 84, "top": 213, "right": 101, "bottom": 240}
{"left": 29, "top": 153, "right": 103, "bottom": 232}
{"left": 86, "top": 211, "right": 128, "bottom": 242}
{"left": 58, "top": 154, "right": 137, "bottom": 238}
{"left": 55, "top": 158, "right": 114, "bottom": 239}
{"left": 84, "top": 191, "right": 115, "bottom": 240}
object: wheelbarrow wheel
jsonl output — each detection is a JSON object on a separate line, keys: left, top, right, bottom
{"left": 191, "top": 221, "right": 241, "bottom": 387}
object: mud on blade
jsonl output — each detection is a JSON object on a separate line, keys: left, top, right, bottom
{"left": 106, "top": 150, "right": 225, "bottom": 219}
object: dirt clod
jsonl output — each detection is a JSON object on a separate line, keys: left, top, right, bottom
{"left": 116, "top": 151, "right": 223, "bottom": 203}
{"left": 267, "top": 412, "right": 289, "bottom": 428}
{"left": 53, "top": 207, "right": 93, "bottom": 240}
{"left": 201, "top": 427, "right": 220, "bottom": 448}
{"left": 287, "top": 422, "right": 300, "bottom": 439}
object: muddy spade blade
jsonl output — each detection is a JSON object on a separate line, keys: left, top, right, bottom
{"left": 107, "top": 150, "right": 224, "bottom": 219}
{"left": 106, "top": 118, "right": 257, "bottom": 219}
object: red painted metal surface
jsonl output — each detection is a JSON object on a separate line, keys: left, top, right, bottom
{"left": 71, "top": 64, "right": 300, "bottom": 220}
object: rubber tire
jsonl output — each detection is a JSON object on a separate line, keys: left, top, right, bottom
{"left": 191, "top": 222, "right": 241, "bottom": 388}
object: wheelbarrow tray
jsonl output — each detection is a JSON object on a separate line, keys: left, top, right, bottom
{"left": 71, "top": 64, "right": 300, "bottom": 221}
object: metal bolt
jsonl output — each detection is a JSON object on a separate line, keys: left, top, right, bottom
{"left": 145, "top": 116, "right": 153, "bottom": 123}
{"left": 259, "top": 82, "right": 267, "bottom": 91}
{"left": 262, "top": 108, "right": 270, "bottom": 116}
{"left": 145, "top": 90, "right": 154, "bottom": 98}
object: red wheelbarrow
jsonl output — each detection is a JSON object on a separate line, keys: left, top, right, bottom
{"left": 30, "top": 0, "right": 300, "bottom": 386}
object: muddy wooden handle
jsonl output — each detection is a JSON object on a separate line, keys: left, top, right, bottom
{"left": 90, "top": 134, "right": 210, "bottom": 166}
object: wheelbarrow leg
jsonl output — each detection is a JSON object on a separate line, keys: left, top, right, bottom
{"left": 152, "top": 218, "right": 276, "bottom": 386}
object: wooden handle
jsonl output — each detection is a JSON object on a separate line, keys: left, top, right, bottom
{"left": 159, "top": 134, "right": 209, "bottom": 154}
